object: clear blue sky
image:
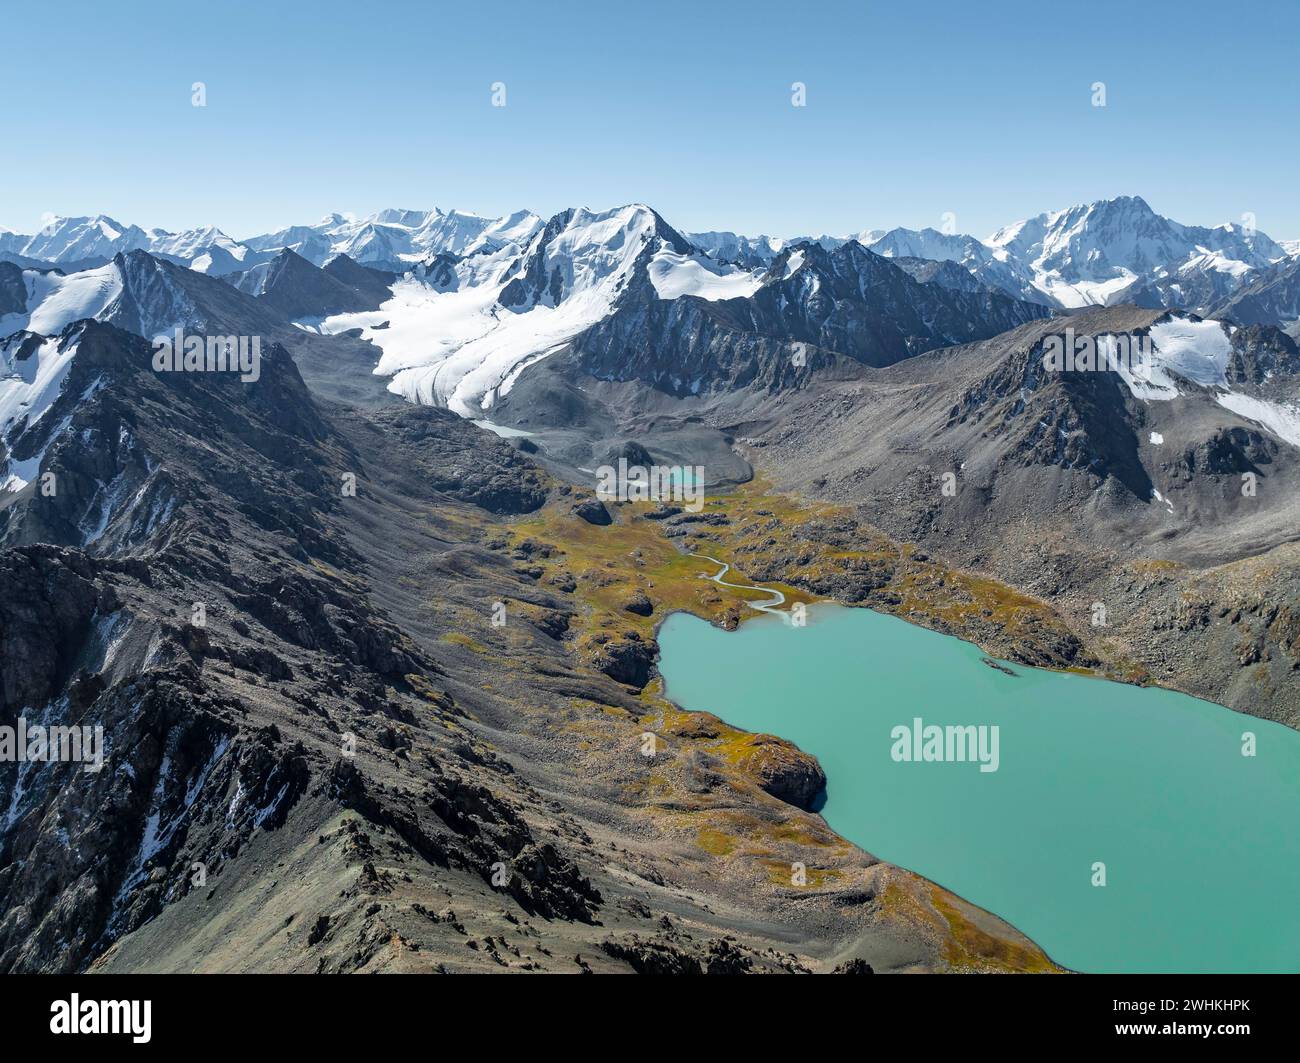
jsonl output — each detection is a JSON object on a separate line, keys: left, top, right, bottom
{"left": 3, "top": 0, "right": 1297, "bottom": 241}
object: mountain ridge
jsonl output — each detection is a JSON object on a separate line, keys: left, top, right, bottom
{"left": 8, "top": 196, "right": 1297, "bottom": 323}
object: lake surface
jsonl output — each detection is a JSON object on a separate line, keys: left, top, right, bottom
{"left": 657, "top": 604, "right": 1300, "bottom": 972}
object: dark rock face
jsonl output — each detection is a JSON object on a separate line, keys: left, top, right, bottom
{"left": 1177, "top": 427, "right": 1276, "bottom": 477}
{"left": 601, "top": 935, "right": 703, "bottom": 975}
{"left": 889, "top": 256, "right": 987, "bottom": 293}
{"left": 105, "top": 250, "right": 286, "bottom": 341}
{"left": 573, "top": 498, "right": 611, "bottom": 525}
{"left": 731, "top": 733, "right": 827, "bottom": 811}
{"left": 321, "top": 254, "right": 396, "bottom": 307}
{"left": 414, "top": 253, "right": 461, "bottom": 292}
{"left": 509, "top": 842, "right": 602, "bottom": 922}
{"left": 833, "top": 958, "right": 875, "bottom": 974}
{"left": 642, "top": 503, "right": 682, "bottom": 520}
{"left": 622, "top": 592, "right": 653, "bottom": 617}
{"left": 941, "top": 315, "right": 1155, "bottom": 499}
{"left": 590, "top": 632, "right": 655, "bottom": 688}
{"left": 1, "top": 320, "right": 333, "bottom": 555}
{"left": 606, "top": 440, "right": 653, "bottom": 467}
{"left": 573, "top": 239, "right": 1050, "bottom": 396}
{"left": 937, "top": 311, "right": 1299, "bottom": 505}
{"left": 362, "top": 405, "right": 548, "bottom": 514}
{"left": 0, "top": 547, "right": 101, "bottom": 713}
{"left": 227, "top": 570, "right": 421, "bottom": 678}
{"left": 0, "top": 659, "right": 319, "bottom": 973}
{"left": 704, "top": 938, "right": 754, "bottom": 974}
{"left": 329, "top": 763, "right": 602, "bottom": 924}
{"left": 1225, "top": 322, "right": 1300, "bottom": 384}
{"left": 0, "top": 260, "right": 27, "bottom": 317}
{"left": 255, "top": 249, "right": 386, "bottom": 319}
{"left": 524, "top": 606, "right": 570, "bottom": 640}
{"left": 599, "top": 933, "right": 790, "bottom": 975}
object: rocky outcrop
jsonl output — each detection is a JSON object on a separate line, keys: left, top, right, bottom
{"left": 599, "top": 932, "right": 806, "bottom": 975}
{"left": 622, "top": 591, "right": 654, "bottom": 617}
{"left": 0, "top": 261, "right": 27, "bottom": 317}
{"left": 730, "top": 733, "right": 826, "bottom": 811}
{"left": 573, "top": 498, "right": 611, "bottom": 525}
{"left": 330, "top": 762, "right": 602, "bottom": 923}
{"left": 0, "top": 547, "right": 104, "bottom": 713}
{"left": 600, "top": 934, "right": 703, "bottom": 974}
{"left": 321, "top": 253, "right": 396, "bottom": 307}
{"left": 590, "top": 632, "right": 655, "bottom": 688}
{"left": 364, "top": 404, "right": 548, "bottom": 514}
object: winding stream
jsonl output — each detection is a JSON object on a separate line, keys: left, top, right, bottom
{"left": 690, "top": 553, "right": 787, "bottom": 615}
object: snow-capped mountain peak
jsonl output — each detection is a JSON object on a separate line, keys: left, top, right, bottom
{"left": 366, "top": 208, "right": 428, "bottom": 227}
{"left": 147, "top": 225, "right": 243, "bottom": 262}
{"left": 982, "top": 195, "right": 1290, "bottom": 308}
{"left": 21, "top": 215, "right": 151, "bottom": 264}
{"left": 5, "top": 198, "right": 1292, "bottom": 316}
{"left": 311, "top": 202, "right": 707, "bottom": 416}
{"left": 679, "top": 197, "right": 1296, "bottom": 314}
{"left": 6, "top": 196, "right": 1300, "bottom": 429}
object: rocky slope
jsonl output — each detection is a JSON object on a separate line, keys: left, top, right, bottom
{"left": 573, "top": 240, "right": 1049, "bottom": 396}
{"left": 1212, "top": 255, "right": 1300, "bottom": 330}
{"left": 0, "top": 319, "right": 1051, "bottom": 973}
{"left": 728, "top": 308, "right": 1300, "bottom": 723}
{"left": 227, "top": 249, "right": 395, "bottom": 319}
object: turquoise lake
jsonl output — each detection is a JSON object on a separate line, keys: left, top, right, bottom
{"left": 657, "top": 604, "right": 1300, "bottom": 973}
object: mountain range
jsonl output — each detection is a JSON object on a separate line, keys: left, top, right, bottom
{"left": 5, "top": 192, "right": 1300, "bottom": 973}
{"left": 8, "top": 196, "right": 1298, "bottom": 421}
{"left": 4, "top": 195, "right": 1297, "bottom": 313}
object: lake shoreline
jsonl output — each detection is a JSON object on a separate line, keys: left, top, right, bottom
{"left": 656, "top": 602, "right": 1300, "bottom": 973}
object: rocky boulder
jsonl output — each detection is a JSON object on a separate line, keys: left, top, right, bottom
{"left": 622, "top": 591, "right": 654, "bottom": 617}
{"left": 731, "top": 733, "right": 826, "bottom": 811}
{"left": 573, "top": 498, "right": 611, "bottom": 526}
{"left": 590, "top": 632, "right": 655, "bottom": 688}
